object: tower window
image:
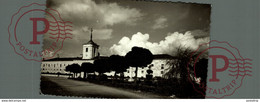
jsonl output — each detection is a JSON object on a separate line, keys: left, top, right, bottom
{"left": 86, "top": 48, "right": 88, "bottom": 52}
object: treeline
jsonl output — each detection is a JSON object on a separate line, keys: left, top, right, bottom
{"left": 65, "top": 46, "right": 153, "bottom": 83}
{"left": 65, "top": 46, "right": 208, "bottom": 98}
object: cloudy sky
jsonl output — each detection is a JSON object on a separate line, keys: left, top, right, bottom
{"left": 43, "top": 0, "right": 211, "bottom": 57}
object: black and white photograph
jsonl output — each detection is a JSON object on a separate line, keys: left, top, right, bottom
{"left": 40, "top": 0, "right": 211, "bottom": 99}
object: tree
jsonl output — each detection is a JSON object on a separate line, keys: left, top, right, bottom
{"left": 94, "top": 59, "right": 110, "bottom": 77}
{"left": 164, "top": 47, "right": 194, "bottom": 80}
{"left": 81, "top": 62, "right": 95, "bottom": 79}
{"left": 65, "top": 65, "right": 73, "bottom": 78}
{"left": 125, "top": 47, "right": 153, "bottom": 84}
{"left": 163, "top": 46, "right": 207, "bottom": 98}
{"left": 194, "top": 58, "right": 208, "bottom": 89}
{"left": 108, "top": 55, "right": 129, "bottom": 80}
{"left": 71, "top": 63, "right": 81, "bottom": 78}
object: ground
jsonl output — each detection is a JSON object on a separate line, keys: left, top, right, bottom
{"left": 40, "top": 75, "right": 174, "bottom": 99}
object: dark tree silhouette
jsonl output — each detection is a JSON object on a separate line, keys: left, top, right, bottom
{"left": 71, "top": 63, "right": 81, "bottom": 78}
{"left": 94, "top": 59, "right": 110, "bottom": 77}
{"left": 125, "top": 47, "right": 153, "bottom": 84}
{"left": 81, "top": 62, "right": 95, "bottom": 79}
{"left": 194, "top": 58, "right": 208, "bottom": 89}
{"left": 164, "top": 46, "right": 208, "bottom": 98}
{"left": 108, "top": 55, "right": 129, "bottom": 80}
{"left": 65, "top": 65, "right": 73, "bottom": 78}
{"left": 164, "top": 47, "right": 194, "bottom": 80}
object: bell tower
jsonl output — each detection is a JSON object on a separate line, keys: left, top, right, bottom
{"left": 82, "top": 28, "right": 99, "bottom": 59}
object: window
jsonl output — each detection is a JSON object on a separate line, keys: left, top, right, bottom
{"left": 161, "top": 71, "right": 164, "bottom": 74}
{"left": 48, "top": 64, "right": 50, "bottom": 67}
{"left": 60, "top": 64, "right": 62, "bottom": 67}
{"left": 54, "top": 64, "right": 55, "bottom": 67}
{"left": 127, "top": 70, "right": 129, "bottom": 73}
{"left": 141, "top": 71, "right": 144, "bottom": 73}
{"left": 161, "top": 64, "right": 164, "bottom": 69}
{"left": 86, "top": 48, "right": 88, "bottom": 52}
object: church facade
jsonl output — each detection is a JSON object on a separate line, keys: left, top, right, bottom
{"left": 41, "top": 29, "right": 174, "bottom": 81}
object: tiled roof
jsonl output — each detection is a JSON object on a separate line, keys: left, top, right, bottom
{"left": 43, "top": 57, "right": 83, "bottom": 61}
{"left": 83, "top": 40, "right": 99, "bottom": 47}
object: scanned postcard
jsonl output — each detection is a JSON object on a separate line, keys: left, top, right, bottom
{"left": 3, "top": 0, "right": 259, "bottom": 100}
{"left": 36, "top": 0, "right": 211, "bottom": 98}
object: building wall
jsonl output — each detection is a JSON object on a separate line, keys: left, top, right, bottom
{"left": 82, "top": 44, "right": 92, "bottom": 59}
{"left": 82, "top": 44, "right": 98, "bottom": 59}
{"left": 41, "top": 59, "right": 171, "bottom": 81}
{"left": 41, "top": 60, "right": 94, "bottom": 74}
{"left": 122, "top": 59, "right": 169, "bottom": 81}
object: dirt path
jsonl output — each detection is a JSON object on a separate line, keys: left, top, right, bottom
{"left": 41, "top": 75, "right": 169, "bottom": 99}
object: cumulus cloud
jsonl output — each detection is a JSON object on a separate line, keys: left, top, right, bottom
{"left": 152, "top": 16, "right": 168, "bottom": 29}
{"left": 46, "top": 0, "right": 143, "bottom": 40}
{"left": 110, "top": 31, "right": 209, "bottom": 56}
{"left": 44, "top": 0, "right": 143, "bottom": 57}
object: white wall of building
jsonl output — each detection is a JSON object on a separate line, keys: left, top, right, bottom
{"left": 41, "top": 60, "right": 94, "bottom": 74}
{"left": 41, "top": 58, "right": 171, "bottom": 82}
{"left": 123, "top": 59, "right": 170, "bottom": 81}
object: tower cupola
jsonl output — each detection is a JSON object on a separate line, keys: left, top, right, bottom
{"left": 82, "top": 28, "right": 99, "bottom": 59}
